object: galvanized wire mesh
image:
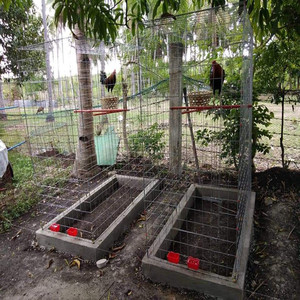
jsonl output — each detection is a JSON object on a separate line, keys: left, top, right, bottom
{"left": 10, "top": 3, "right": 253, "bottom": 288}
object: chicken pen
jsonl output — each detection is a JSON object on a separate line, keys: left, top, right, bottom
{"left": 15, "top": 3, "right": 254, "bottom": 299}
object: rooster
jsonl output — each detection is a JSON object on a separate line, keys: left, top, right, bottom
{"left": 210, "top": 60, "right": 225, "bottom": 95}
{"left": 101, "top": 70, "right": 116, "bottom": 93}
{"left": 36, "top": 106, "right": 44, "bottom": 114}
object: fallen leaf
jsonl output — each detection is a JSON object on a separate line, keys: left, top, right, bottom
{"left": 97, "top": 270, "right": 104, "bottom": 277}
{"left": 69, "top": 259, "right": 81, "bottom": 270}
{"left": 64, "top": 259, "right": 69, "bottom": 266}
{"left": 137, "top": 215, "right": 146, "bottom": 223}
{"left": 28, "top": 272, "right": 33, "bottom": 278}
{"left": 112, "top": 243, "right": 126, "bottom": 252}
{"left": 125, "top": 290, "right": 133, "bottom": 296}
{"left": 109, "top": 253, "right": 117, "bottom": 259}
{"left": 46, "top": 258, "right": 54, "bottom": 269}
{"left": 264, "top": 197, "right": 273, "bottom": 206}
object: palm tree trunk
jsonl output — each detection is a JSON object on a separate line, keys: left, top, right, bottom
{"left": 72, "top": 27, "right": 97, "bottom": 178}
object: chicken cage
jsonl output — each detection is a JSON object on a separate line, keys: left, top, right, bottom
{"left": 12, "top": 3, "right": 253, "bottom": 298}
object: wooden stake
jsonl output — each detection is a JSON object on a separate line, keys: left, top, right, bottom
{"left": 183, "top": 87, "right": 201, "bottom": 183}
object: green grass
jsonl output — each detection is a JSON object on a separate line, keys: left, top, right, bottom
{"left": 0, "top": 150, "right": 71, "bottom": 233}
{"left": 256, "top": 101, "right": 300, "bottom": 168}
{"left": 0, "top": 151, "right": 39, "bottom": 232}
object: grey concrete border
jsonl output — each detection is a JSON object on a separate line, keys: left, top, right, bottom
{"left": 36, "top": 175, "right": 160, "bottom": 261}
{"left": 142, "top": 184, "right": 255, "bottom": 300}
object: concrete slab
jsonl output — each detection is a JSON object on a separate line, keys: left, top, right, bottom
{"left": 142, "top": 184, "right": 255, "bottom": 300}
{"left": 36, "top": 175, "right": 160, "bottom": 261}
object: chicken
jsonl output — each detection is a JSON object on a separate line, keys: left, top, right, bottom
{"left": 160, "top": 12, "right": 176, "bottom": 20}
{"left": 101, "top": 70, "right": 116, "bottom": 93}
{"left": 100, "top": 71, "right": 107, "bottom": 85}
{"left": 210, "top": 60, "right": 225, "bottom": 95}
{"left": 36, "top": 106, "right": 44, "bottom": 114}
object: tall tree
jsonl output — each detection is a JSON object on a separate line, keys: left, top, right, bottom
{"left": 0, "top": 0, "right": 44, "bottom": 119}
{"left": 254, "top": 37, "right": 300, "bottom": 168}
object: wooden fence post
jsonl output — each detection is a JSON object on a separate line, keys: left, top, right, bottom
{"left": 169, "top": 42, "right": 183, "bottom": 175}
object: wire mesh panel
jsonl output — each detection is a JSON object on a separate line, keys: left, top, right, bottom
{"left": 12, "top": 3, "right": 253, "bottom": 290}
{"left": 135, "top": 3, "right": 254, "bottom": 289}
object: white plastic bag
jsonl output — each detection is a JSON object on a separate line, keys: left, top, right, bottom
{"left": 0, "top": 139, "right": 9, "bottom": 178}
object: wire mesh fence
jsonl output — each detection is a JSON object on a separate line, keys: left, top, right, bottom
{"left": 1, "top": 3, "right": 297, "bottom": 300}
{"left": 6, "top": 0, "right": 251, "bottom": 279}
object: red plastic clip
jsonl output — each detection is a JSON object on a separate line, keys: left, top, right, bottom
{"left": 187, "top": 256, "right": 200, "bottom": 270}
{"left": 167, "top": 251, "right": 180, "bottom": 264}
{"left": 49, "top": 223, "right": 60, "bottom": 232}
{"left": 67, "top": 227, "right": 78, "bottom": 236}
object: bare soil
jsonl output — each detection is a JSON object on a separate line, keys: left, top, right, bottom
{"left": 244, "top": 167, "right": 300, "bottom": 299}
{"left": 0, "top": 167, "right": 299, "bottom": 299}
{"left": 72, "top": 185, "right": 141, "bottom": 240}
{"left": 170, "top": 198, "right": 237, "bottom": 277}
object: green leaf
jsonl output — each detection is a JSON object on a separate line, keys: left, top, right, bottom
{"left": 153, "top": 0, "right": 162, "bottom": 19}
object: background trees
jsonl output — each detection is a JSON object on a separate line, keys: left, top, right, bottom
{"left": 0, "top": 0, "right": 44, "bottom": 119}
{"left": 1, "top": 0, "right": 299, "bottom": 171}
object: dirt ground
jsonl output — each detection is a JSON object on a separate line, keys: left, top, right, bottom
{"left": 244, "top": 168, "right": 300, "bottom": 299}
{"left": 0, "top": 167, "right": 299, "bottom": 300}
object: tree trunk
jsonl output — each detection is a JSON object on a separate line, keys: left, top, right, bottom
{"left": 0, "top": 80, "right": 7, "bottom": 120}
{"left": 42, "top": 0, "right": 54, "bottom": 122}
{"left": 169, "top": 42, "right": 183, "bottom": 176}
{"left": 280, "top": 91, "right": 285, "bottom": 168}
{"left": 136, "top": 27, "right": 143, "bottom": 126}
{"left": 72, "top": 27, "right": 97, "bottom": 178}
{"left": 100, "top": 41, "right": 106, "bottom": 98}
{"left": 209, "top": 7, "right": 218, "bottom": 49}
{"left": 95, "top": 40, "right": 108, "bottom": 136}
{"left": 131, "top": 65, "right": 136, "bottom": 96}
{"left": 56, "top": 26, "right": 63, "bottom": 105}
{"left": 122, "top": 75, "right": 130, "bottom": 156}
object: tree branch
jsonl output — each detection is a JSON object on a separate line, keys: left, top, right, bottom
{"left": 109, "top": 0, "right": 123, "bottom": 11}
